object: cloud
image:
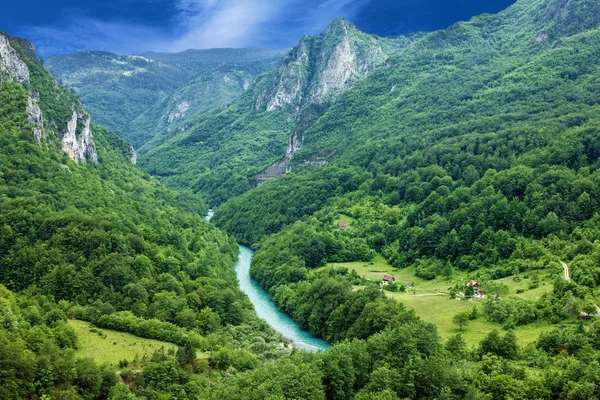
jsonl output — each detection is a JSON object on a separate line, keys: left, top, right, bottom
{"left": 18, "top": 0, "right": 374, "bottom": 57}
{"left": 169, "top": 0, "right": 293, "bottom": 51}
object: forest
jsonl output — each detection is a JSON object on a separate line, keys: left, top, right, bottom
{"left": 5, "top": 0, "right": 600, "bottom": 399}
{"left": 0, "top": 36, "right": 288, "bottom": 399}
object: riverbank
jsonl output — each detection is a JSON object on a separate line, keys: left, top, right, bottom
{"left": 234, "top": 246, "right": 330, "bottom": 351}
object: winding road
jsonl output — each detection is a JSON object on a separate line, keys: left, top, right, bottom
{"left": 561, "top": 260, "right": 600, "bottom": 317}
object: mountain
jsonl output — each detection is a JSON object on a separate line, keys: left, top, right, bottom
{"left": 213, "top": 0, "right": 600, "bottom": 243}
{"left": 44, "top": 48, "right": 287, "bottom": 148}
{"left": 140, "top": 19, "right": 423, "bottom": 205}
{"left": 211, "top": 0, "right": 600, "bottom": 342}
{"left": 203, "top": 6, "right": 600, "bottom": 396}
{"left": 8, "top": 0, "right": 600, "bottom": 398}
{"left": 0, "top": 32, "right": 288, "bottom": 399}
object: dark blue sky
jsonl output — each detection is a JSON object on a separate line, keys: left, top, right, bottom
{"left": 3, "top": 0, "right": 516, "bottom": 57}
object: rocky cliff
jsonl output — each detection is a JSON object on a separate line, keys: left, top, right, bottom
{"left": 61, "top": 111, "right": 98, "bottom": 163}
{"left": 0, "top": 33, "right": 97, "bottom": 163}
{"left": 0, "top": 35, "right": 30, "bottom": 83}
{"left": 256, "top": 19, "right": 411, "bottom": 113}
{"left": 254, "top": 19, "right": 419, "bottom": 179}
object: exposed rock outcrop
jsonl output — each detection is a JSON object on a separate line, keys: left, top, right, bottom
{"left": 61, "top": 111, "right": 98, "bottom": 163}
{"left": 168, "top": 101, "right": 191, "bottom": 124}
{"left": 1, "top": 33, "right": 99, "bottom": 162}
{"left": 129, "top": 145, "right": 137, "bottom": 165}
{"left": 0, "top": 35, "right": 30, "bottom": 83}
{"left": 253, "top": 19, "right": 413, "bottom": 183}
{"left": 0, "top": 34, "right": 45, "bottom": 145}
{"left": 263, "top": 40, "right": 308, "bottom": 112}
{"left": 257, "top": 19, "right": 400, "bottom": 114}
{"left": 255, "top": 130, "right": 300, "bottom": 183}
{"left": 26, "top": 94, "right": 44, "bottom": 144}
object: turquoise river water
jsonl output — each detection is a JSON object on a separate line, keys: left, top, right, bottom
{"left": 206, "top": 210, "right": 329, "bottom": 351}
{"left": 234, "top": 245, "right": 330, "bottom": 351}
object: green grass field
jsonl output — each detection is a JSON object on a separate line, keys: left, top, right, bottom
{"left": 69, "top": 320, "right": 179, "bottom": 366}
{"left": 324, "top": 254, "right": 560, "bottom": 347}
{"left": 385, "top": 292, "right": 548, "bottom": 346}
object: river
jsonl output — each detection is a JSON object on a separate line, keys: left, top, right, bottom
{"left": 234, "top": 246, "right": 330, "bottom": 351}
{"left": 205, "top": 209, "right": 330, "bottom": 351}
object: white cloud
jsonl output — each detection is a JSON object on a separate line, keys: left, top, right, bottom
{"left": 19, "top": 0, "right": 373, "bottom": 57}
{"left": 169, "top": 0, "right": 293, "bottom": 51}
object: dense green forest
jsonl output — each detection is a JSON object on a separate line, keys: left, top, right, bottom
{"left": 45, "top": 48, "right": 286, "bottom": 148}
{"left": 0, "top": 34, "right": 289, "bottom": 399}
{"left": 7, "top": 0, "right": 600, "bottom": 398}
{"left": 207, "top": 0, "right": 600, "bottom": 337}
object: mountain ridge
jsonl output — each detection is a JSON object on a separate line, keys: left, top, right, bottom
{"left": 140, "top": 19, "right": 422, "bottom": 205}
{"left": 45, "top": 47, "right": 287, "bottom": 148}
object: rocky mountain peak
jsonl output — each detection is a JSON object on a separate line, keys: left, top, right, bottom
{"left": 256, "top": 18, "right": 401, "bottom": 113}
{"left": 323, "top": 18, "right": 358, "bottom": 36}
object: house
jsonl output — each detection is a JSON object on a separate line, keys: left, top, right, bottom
{"left": 338, "top": 222, "right": 348, "bottom": 229}
{"left": 382, "top": 275, "right": 395, "bottom": 285}
{"left": 466, "top": 280, "right": 481, "bottom": 297}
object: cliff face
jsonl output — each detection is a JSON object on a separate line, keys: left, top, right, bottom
{"left": 0, "top": 35, "right": 29, "bottom": 83}
{"left": 0, "top": 33, "right": 97, "bottom": 163}
{"left": 253, "top": 19, "right": 420, "bottom": 180}
{"left": 256, "top": 19, "right": 407, "bottom": 113}
{"left": 61, "top": 112, "right": 98, "bottom": 163}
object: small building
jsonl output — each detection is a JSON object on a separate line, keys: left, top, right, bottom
{"left": 338, "top": 222, "right": 348, "bottom": 229}
{"left": 407, "top": 282, "right": 414, "bottom": 289}
{"left": 466, "top": 280, "right": 481, "bottom": 297}
{"left": 382, "top": 275, "right": 395, "bottom": 285}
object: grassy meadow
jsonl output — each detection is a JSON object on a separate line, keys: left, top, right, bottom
{"left": 69, "top": 320, "right": 179, "bottom": 366}
{"left": 323, "top": 254, "right": 562, "bottom": 347}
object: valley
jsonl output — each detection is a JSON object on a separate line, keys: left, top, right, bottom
{"left": 4, "top": 0, "right": 600, "bottom": 398}
{"left": 234, "top": 245, "right": 330, "bottom": 351}
{"left": 323, "top": 252, "right": 557, "bottom": 345}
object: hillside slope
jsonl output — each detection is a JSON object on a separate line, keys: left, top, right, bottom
{"left": 214, "top": 0, "right": 600, "bottom": 246}
{"left": 140, "top": 19, "right": 422, "bottom": 205}
{"left": 45, "top": 48, "right": 286, "bottom": 147}
{"left": 0, "top": 32, "right": 289, "bottom": 398}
